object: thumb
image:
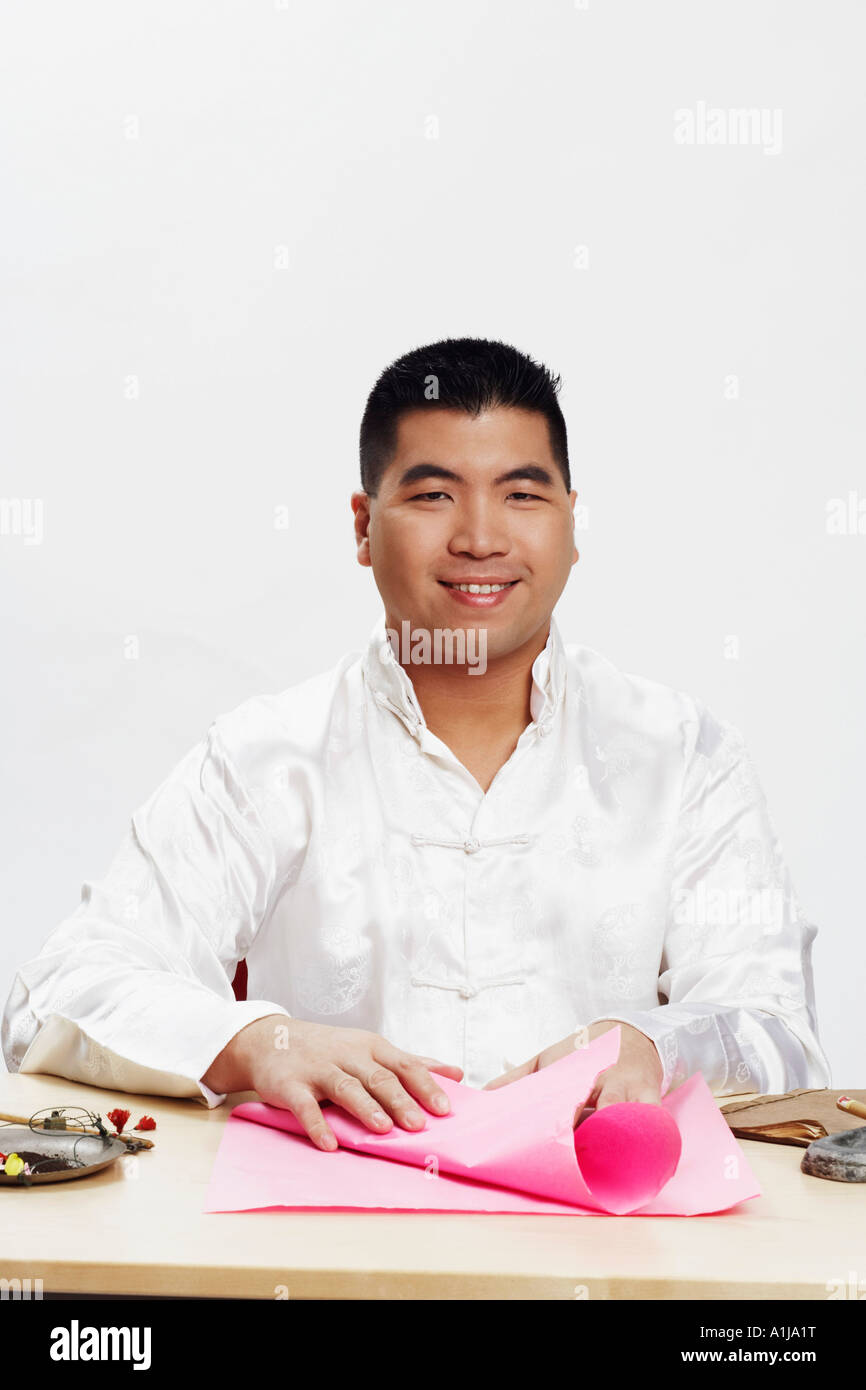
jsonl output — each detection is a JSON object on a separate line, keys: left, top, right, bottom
{"left": 594, "top": 1075, "right": 662, "bottom": 1110}
{"left": 412, "top": 1056, "right": 464, "bottom": 1079}
{"left": 482, "top": 1054, "right": 539, "bottom": 1090}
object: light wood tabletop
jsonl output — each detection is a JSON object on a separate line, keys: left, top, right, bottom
{"left": 1, "top": 1071, "right": 863, "bottom": 1300}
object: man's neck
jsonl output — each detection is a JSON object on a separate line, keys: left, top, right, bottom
{"left": 389, "top": 619, "right": 552, "bottom": 787}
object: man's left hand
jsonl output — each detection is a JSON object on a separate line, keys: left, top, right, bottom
{"left": 482, "top": 1019, "right": 664, "bottom": 1115}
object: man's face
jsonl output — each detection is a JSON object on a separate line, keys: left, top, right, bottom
{"left": 352, "top": 405, "right": 578, "bottom": 663}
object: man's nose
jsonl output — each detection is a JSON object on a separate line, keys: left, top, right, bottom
{"left": 447, "top": 502, "right": 511, "bottom": 556}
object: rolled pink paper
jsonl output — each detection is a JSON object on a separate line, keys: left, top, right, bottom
{"left": 204, "top": 1031, "right": 761, "bottom": 1217}
{"left": 574, "top": 1102, "right": 683, "bottom": 1210}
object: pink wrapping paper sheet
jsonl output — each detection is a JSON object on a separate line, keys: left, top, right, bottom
{"left": 204, "top": 1026, "right": 761, "bottom": 1216}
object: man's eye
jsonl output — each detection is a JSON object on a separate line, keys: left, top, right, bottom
{"left": 410, "top": 491, "right": 450, "bottom": 501}
{"left": 507, "top": 492, "right": 542, "bottom": 501}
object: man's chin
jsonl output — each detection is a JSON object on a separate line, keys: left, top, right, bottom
{"left": 386, "top": 596, "right": 548, "bottom": 657}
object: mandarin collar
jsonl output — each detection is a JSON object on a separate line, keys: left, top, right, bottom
{"left": 361, "top": 612, "right": 567, "bottom": 736}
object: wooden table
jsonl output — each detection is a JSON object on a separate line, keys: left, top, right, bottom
{"left": 1, "top": 1072, "right": 863, "bottom": 1299}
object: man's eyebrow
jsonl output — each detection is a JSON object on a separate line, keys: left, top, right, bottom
{"left": 395, "top": 462, "right": 558, "bottom": 488}
{"left": 396, "top": 463, "right": 463, "bottom": 487}
{"left": 494, "top": 464, "right": 558, "bottom": 487}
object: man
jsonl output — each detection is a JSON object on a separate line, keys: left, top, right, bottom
{"left": 2, "top": 337, "right": 831, "bottom": 1152}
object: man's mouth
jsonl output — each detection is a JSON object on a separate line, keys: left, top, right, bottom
{"left": 437, "top": 578, "right": 521, "bottom": 609}
{"left": 439, "top": 580, "right": 519, "bottom": 595}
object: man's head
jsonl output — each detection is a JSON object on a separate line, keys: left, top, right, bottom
{"left": 352, "top": 337, "right": 578, "bottom": 666}
{"left": 359, "top": 337, "right": 570, "bottom": 496}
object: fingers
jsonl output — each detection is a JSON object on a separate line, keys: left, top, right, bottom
{"left": 385, "top": 1055, "right": 455, "bottom": 1117}
{"left": 354, "top": 1061, "right": 430, "bottom": 1129}
{"left": 319, "top": 1056, "right": 452, "bottom": 1132}
{"left": 348, "top": 1055, "right": 448, "bottom": 1126}
{"left": 280, "top": 1063, "right": 436, "bottom": 1150}
{"left": 411, "top": 1056, "right": 464, "bottom": 1081}
{"left": 482, "top": 1072, "right": 508, "bottom": 1091}
{"left": 283, "top": 1087, "right": 339, "bottom": 1152}
{"left": 596, "top": 1086, "right": 661, "bottom": 1109}
{"left": 319, "top": 1066, "right": 399, "bottom": 1133}
{"left": 337, "top": 1049, "right": 461, "bottom": 1129}
{"left": 592, "top": 1071, "right": 662, "bottom": 1110}
{"left": 258, "top": 1036, "right": 465, "bottom": 1147}
{"left": 482, "top": 1054, "right": 538, "bottom": 1090}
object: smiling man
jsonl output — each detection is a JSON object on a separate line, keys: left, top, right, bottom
{"left": 2, "top": 337, "right": 831, "bottom": 1149}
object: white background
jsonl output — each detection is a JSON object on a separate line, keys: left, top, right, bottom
{"left": 2, "top": 1, "right": 863, "bottom": 1079}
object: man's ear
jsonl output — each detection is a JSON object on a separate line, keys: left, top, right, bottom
{"left": 351, "top": 491, "right": 373, "bottom": 568}
{"left": 570, "top": 489, "right": 580, "bottom": 566}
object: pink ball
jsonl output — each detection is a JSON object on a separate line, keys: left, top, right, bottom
{"left": 573, "top": 1102, "right": 682, "bottom": 1211}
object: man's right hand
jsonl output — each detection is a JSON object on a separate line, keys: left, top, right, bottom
{"left": 201, "top": 1015, "right": 464, "bottom": 1151}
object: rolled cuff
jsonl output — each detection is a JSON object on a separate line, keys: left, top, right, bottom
{"left": 585, "top": 1004, "right": 832, "bottom": 1099}
{"left": 585, "top": 1012, "right": 676, "bottom": 1096}
{"left": 13, "top": 997, "right": 293, "bottom": 1106}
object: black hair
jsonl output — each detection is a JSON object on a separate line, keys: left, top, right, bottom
{"left": 359, "top": 336, "right": 570, "bottom": 495}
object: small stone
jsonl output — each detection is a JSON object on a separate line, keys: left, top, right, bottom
{"left": 801, "top": 1126, "right": 866, "bottom": 1182}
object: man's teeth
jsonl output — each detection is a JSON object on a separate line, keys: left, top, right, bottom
{"left": 448, "top": 582, "right": 513, "bottom": 594}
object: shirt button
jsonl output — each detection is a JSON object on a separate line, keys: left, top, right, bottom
{"left": 463, "top": 837, "right": 481, "bottom": 854}
{"left": 459, "top": 984, "right": 477, "bottom": 998}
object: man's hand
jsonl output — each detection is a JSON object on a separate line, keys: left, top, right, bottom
{"left": 202, "top": 1015, "right": 464, "bottom": 1151}
{"left": 482, "top": 1019, "right": 663, "bottom": 1117}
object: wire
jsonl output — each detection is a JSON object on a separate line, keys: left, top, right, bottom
{"left": 0, "top": 1104, "right": 116, "bottom": 1175}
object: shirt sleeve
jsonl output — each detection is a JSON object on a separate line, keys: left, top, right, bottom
{"left": 586, "top": 701, "right": 833, "bottom": 1098}
{"left": 1, "top": 722, "right": 294, "bottom": 1107}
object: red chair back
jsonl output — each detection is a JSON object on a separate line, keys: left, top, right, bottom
{"left": 231, "top": 958, "right": 248, "bottom": 1002}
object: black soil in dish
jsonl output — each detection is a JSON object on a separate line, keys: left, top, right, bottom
{"left": 3, "top": 1149, "right": 80, "bottom": 1173}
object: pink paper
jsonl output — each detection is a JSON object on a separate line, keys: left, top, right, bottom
{"left": 204, "top": 1026, "right": 760, "bottom": 1216}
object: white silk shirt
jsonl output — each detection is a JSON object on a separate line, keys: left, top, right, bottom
{"left": 2, "top": 614, "right": 832, "bottom": 1106}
